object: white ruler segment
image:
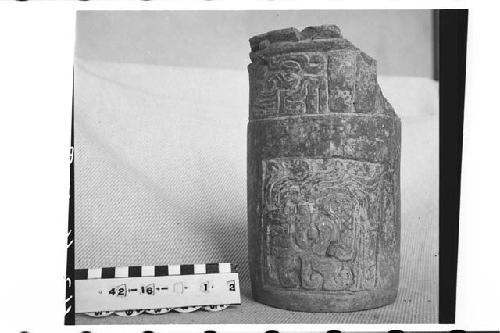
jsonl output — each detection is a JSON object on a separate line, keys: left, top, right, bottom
{"left": 74, "top": 264, "right": 240, "bottom": 313}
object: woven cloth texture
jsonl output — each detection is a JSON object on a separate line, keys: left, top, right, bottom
{"left": 74, "top": 59, "right": 438, "bottom": 324}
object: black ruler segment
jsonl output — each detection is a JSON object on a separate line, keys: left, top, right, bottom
{"left": 128, "top": 266, "right": 142, "bottom": 277}
{"left": 74, "top": 269, "right": 88, "bottom": 280}
{"left": 101, "top": 267, "right": 116, "bottom": 279}
{"left": 155, "top": 265, "right": 169, "bottom": 276}
{"left": 180, "top": 264, "right": 195, "bottom": 275}
{"left": 205, "top": 263, "right": 219, "bottom": 274}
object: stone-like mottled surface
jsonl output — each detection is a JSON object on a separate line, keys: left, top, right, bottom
{"left": 248, "top": 27, "right": 396, "bottom": 120}
{"left": 262, "top": 158, "right": 391, "bottom": 291}
{"left": 248, "top": 25, "right": 401, "bottom": 312}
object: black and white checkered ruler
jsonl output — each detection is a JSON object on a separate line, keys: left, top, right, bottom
{"left": 74, "top": 263, "right": 241, "bottom": 316}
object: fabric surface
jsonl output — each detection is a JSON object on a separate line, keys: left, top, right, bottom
{"left": 73, "top": 58, "right": 438, "bottom": 324}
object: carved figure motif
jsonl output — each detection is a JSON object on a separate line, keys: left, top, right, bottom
{"left": 250, "top": 53, "right": 328, "bottom": 118}
{"left": 262, "top": 158, "right": 388, "bottom": 292}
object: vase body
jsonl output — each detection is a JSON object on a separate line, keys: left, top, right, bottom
{"left": 247, "top": 25, "right": 401, "bottom": 312}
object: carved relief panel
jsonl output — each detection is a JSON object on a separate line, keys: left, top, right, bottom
{"left": 249, "top": 52, "right": 329, "bottom": 118}
{"left": 262, "top": 157, "right": 395, "bottom": 292}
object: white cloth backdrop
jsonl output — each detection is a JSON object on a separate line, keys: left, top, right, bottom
{"left": 74, "top": 58, "right": 438, "bottom": 324}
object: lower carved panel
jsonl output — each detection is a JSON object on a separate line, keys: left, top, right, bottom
{"left": 262, "top": 157, "right": 395, "bottom": 292}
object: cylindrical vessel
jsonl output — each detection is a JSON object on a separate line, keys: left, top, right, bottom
{"left": 247, "top": 25, "right": 401, "bottom": 312}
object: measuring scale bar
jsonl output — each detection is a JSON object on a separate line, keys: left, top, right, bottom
{"left": 75, "top": 265, "right": 240, "bottom": 313}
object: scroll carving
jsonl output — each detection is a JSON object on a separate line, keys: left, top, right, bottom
{"left": 262, "top": 158, "right": 395, "bottom": 292}
{"left": 250, "top": 53, "right": 328, "bottom": 118}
